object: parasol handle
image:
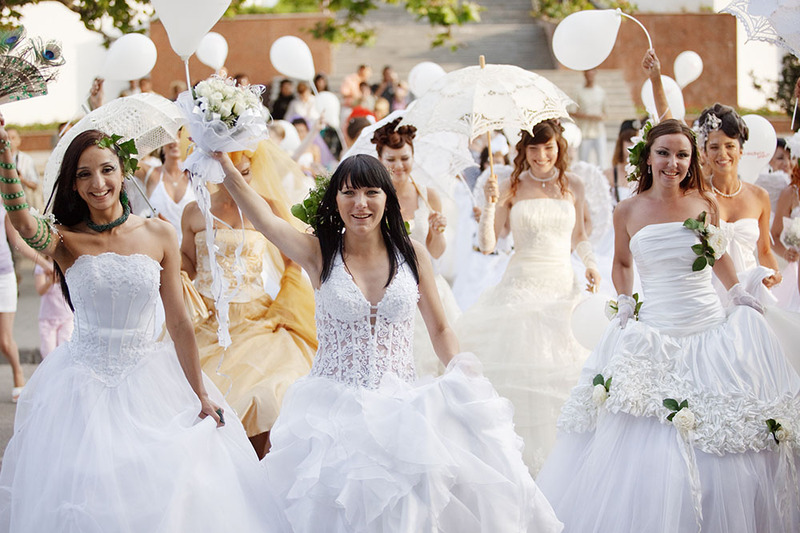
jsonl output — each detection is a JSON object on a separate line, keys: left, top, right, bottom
{"left": 792, "top": 99, "right": 798, "bottom": 131}
{"left": 409, "top": 175, "right": 434, "bottom": 212}
{"left": 486, "top": 130, "right": 497, "bottom": 204}
{"left": 618, "top": 11, "right": 653, "bottom": 50}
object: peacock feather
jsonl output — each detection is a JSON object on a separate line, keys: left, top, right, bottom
{"left": 0, "top": 26, "right": 64, "bottom": 105}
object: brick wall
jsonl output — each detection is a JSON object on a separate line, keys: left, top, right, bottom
{"left": 149, "top": 13, "right": 333, "bottom": 96}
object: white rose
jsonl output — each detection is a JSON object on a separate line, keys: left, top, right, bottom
{"left": 195, "top": 83, "right": 210, "bottom": 98}
{"left": 222, "top": 84, "right": 235, "bottom": 98}
{"left": 624, "top": 163, "right": 637, "bottom": 177}
{"left": 207, "top": 93, "right": 223, "bottom": 110}
{"left": 672, "top": 408, "right": 696, "bottom": 433}
{"left": 705, "top": 225, "right": 728, "bottom": 259}
{"left": 592, "top": 384, "right": 608, "bottom": 406}
{"left": 775, "top": 419, "right": 792, "bottom": 443}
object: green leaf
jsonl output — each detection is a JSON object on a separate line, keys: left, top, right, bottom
{"left": 663, "top": 398, "right": 680, "bottom": 411}
{"left": 766, "top": 418, "right": 778, "bottom": 432}
{"left": 707, "top": 254, "right": 716, "bottom": 267}
{"left": 683, "top": 218, "right": 700, "bottom": 230}
{"left": 691, "top": 243, "right": 705, "bottom": 255}
{"left": 605, "top": 377, "right": 612, "bottom": 390}
{"left": 679, "top": 399, "right": 688, "bottom": 410}
{"left": 593, "top": 373, "right": 604, "bottom": 387}
{"left": 290, "top": 203, "right": 308, "bottom": 224}
{"left": 692, "top": 256, "right": 707, "bottom": 271}
{"left": 667, "top": 412, "right": 676, "bottom": 422}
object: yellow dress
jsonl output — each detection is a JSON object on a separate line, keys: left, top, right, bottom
{"left": 183, "top": 229, "right": 317, "bottom": 436}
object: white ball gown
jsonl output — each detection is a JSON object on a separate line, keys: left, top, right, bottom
{"left": 0, "top": 253, "right": 288, "bottom": 533}
{"left": 262, "top": 252, "right": 563, "bottom": 533}
{"left": 537, "top": 223, "right": 800, "bottom": 532}
{"left": 456, "top": 198, "right": 589, "bottom": 472}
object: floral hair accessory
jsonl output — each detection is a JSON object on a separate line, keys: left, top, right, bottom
{"left": 291, "top": 174, "right": 330, "bottom": 234}
{"left": 693, "top": 112, "right": 721, "bottom": 148}
{"left": 96, "top": 134, "right": 139, "bottom": 176}
{"left": 683, "top": 211, "right": 727, "bottom": 271}
{"left": 626, "top": 120, "right": 653, "bottom": 182}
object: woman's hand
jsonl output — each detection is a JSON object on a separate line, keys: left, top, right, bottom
{"left": 785, "top": 247, "right": 800, "bottom": 262}
{"left": 198, "top": 394, "right": 225, "bottom": 428}
{"left": 585, "top": 267, "right": 601, "bottom": 293}
{"left": 762, "top": 271, "right": 782, "bottom": 288}
{"left": 641, "top": 49, "right": 661, "bottom": 77}
{"left": 484, "top": 176, "right": 499, "bottom": 204}
{"left": 428, "top": 210, "right": 446, "bottom": 234}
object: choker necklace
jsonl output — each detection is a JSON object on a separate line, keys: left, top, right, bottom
{"left": 710, "top": 177, "right": 742, "bottom": 198}
{"left": 87, "top": 202, "right": 131, "bottom": 232}
{"left": 526, "top": 169, "right": 558, "bottom": 188}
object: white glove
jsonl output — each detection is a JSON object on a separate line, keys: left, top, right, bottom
{"left": 477, "top": 202, "right": 497, "bottom": 254}
{"left": 727, "top": 283, "right": 764, "bottom": 314}
{"left": 616, "top": 294, "right": 636, "bottom": 329}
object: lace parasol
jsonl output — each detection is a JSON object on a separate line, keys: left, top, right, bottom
{"left": 43, "top": 93, "right": 186, "bottom": 207}
{"left": 721, "top": 0, "right": 800, "bottom": 59}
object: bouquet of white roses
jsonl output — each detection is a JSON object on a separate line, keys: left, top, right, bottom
{"left": 780, "top": 216, "right": 800, "bottom": 251}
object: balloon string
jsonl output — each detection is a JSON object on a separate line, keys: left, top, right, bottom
{"left": 618, "top": 11, "right": 653, "bottom": 50}
{"left": 792, "top": 99, "right": 797, "bottom": 131}
{"left": 184, "top": 60, "right": 192, "bottom": 94}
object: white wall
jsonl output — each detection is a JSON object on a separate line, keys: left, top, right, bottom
{"left": 1, "top": 2, "right": 130, "bottom": 126}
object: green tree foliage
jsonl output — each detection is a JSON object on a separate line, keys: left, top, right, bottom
{"left": 0, "top": 0, "right": 482, "bottom": 48}
{"left": 771, "top": 53, "right": 800, "bottom": 126}
{"left": 531, "top": 0, "right": 636, "bottom": 22}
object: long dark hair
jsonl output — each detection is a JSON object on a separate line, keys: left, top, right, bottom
{"left": 317, "top": 154, "right": 419, "bottom": 286}
{"left": 48, "top": 129, "right": 127, "bottom": 309}
{"left": 509, "top": 120, "right": 569, "bottom": 199}
{"left": 634, "top": 119, "right": 714, "bottom": 212}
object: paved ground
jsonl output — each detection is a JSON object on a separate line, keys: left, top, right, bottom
{"left": 0, "top": 365, "right": 37, "bottom": 457}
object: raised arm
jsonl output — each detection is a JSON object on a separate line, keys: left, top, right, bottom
{"left": 214, "top": 151, "right": 322, "bottom": 282}
{"left": 642, "top": 49, "right": 672, "bottom": 122}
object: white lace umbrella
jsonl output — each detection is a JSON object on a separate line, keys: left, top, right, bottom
{"left": 44, "top": 93, "right": 186, "bottom": 208}
{"left": 721, "top": 0, "right": 800, "bottom": 59}
{"left": 342, "top": 109, "right": 476, "bottom": 187}
{"left": 402, "top": 58, "right": 573, "bottom": 142}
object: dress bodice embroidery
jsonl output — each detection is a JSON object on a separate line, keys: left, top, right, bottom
{"left": 309, "top": 253, "right": 419, "bottom": 388}
{"left": 194, "top": 229, "right": 268, "bottom": 302}
{"left": 65, "top": 253, "right": 162, "bottom": 386}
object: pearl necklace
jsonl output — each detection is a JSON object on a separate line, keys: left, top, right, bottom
{"left": 710, "top": 177, "right": 742, "bottom": 198}
{"left": 526, "top": 169, "right": 558, "bottom": 188}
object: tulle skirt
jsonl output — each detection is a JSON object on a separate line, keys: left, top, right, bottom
{"left": 263, "top": 353, "right": 564, "bottom": 533}
{"left": 0, "top": 340, "right": 288, "bottom": 533}
{"left": 537, "top": 306, "right": 800, "bottom": 533}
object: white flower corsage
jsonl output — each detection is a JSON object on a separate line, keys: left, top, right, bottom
{"left": 591, "top": 373, "right": 611, "bottom": 406}
{"left": 684, "top": 211, "right": 728, "bottom": 271}
{"left": 664, "top": 398, "right": 696, "bottom": 433}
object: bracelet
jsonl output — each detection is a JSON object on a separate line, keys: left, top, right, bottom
{"left": 0, "top": 161, "right": 16, "bottom": 170}
{"left": 0, "top": 140, "right": 10, "bottom": 155}
{"left": 0, "top": 176, "right": 20, "bottom": 184}
{"left": 22, "top": 216, "right": 52, "bottom": 251}
{"left": 1, "top": 190, "right": 24, "bottom": 200}
{"left": 3, "top": 202, "right": 28, "bottom": 212}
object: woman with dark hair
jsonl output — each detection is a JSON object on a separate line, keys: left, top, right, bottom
{"left": 537, "top": 118, "right": 800, "bottom": 532}
{"left": 772, "top": 147, "right": 800, "bottom": 311}
{"left": 371, "top": 117, "right": 461, "bottom": 376}
{"left": 0, "top": 122, "right": 288, "bottom": 531}
{"left": 218, "top": 152, "right": 563, "bottom": 532}
{"left": 456, "top": 119, "right": 600, "bottom": 473}
{"left": 604, "top": 119, "right": 640, "bottom": 205}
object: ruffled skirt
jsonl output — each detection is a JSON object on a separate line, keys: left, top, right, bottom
{"left": 0, "top": 340, "right": 288, "bottom": 533}
{"left": 263, "top": 353, "right": 563, "bottom": 533}
{"left": 537, "top": 307, "right": 800, "bottom": 532}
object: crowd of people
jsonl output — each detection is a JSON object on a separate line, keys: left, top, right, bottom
{"left": 0, "top": 48, "right": 797, "bottom": 532}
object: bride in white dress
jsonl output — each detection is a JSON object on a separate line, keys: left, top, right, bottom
{"left": 456, "top": 119, "right": 600, "bottom": 473}
{"left": 219, "top": 152, "right": 563, "bottom": 533}
{"left": 537, "top": 119, "right": 800, "bottom": 532}
{"left": 0, "top": 126, "right": 287, "bottom": 532}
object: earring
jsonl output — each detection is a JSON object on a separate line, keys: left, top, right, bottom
{"left": 647, "top": 165, "right": 652, "bottom": 176}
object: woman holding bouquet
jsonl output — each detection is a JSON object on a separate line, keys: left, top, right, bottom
{"left": 0, "top": 122, "right": 288, "bottom": 532}
{"left": 180, "top": 142, "right": 317, "bottom": 459}
{"left": 537, "top": 119, "right": 800, "bottom": 532}
{"left": 455, "top": 119, "right": 600, "bottom": 473}
{"left": 218, "top": 152, "right": 564, "bottom": 532}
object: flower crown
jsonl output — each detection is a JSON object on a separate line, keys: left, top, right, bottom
{"left": 692, "top": 113, "right": 721, "bottom": 149}
{"left": 626, "top": 120, "right": 653, "bottom": 182}
{"left": 96, "top": 134, "right": 139, "bottom": 177}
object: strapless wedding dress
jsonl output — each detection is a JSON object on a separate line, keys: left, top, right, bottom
{"left": 0, "top": 253, "right": 288, "bottom": 532}
{"left": 537, "top": 223, "right": 800, "bottom": 532}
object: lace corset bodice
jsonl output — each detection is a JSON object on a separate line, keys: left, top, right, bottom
{"left": 309, "top": 253, "right": 419, "bottom": 388}
{"left": 631, "top": 223, "right": 725, "bottom": 335}
{"left": 65, "top": 253, "right": 162, "bottom": 385}
{"left": 496, "top": 199, "right": 577, "bottom": 298}
{"left": 194, "top": 229, "right": 268, "bottom": 302}
{"left": 720, "top": 218, "right": 759, "bottom": 273}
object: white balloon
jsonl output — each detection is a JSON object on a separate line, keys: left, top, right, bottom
{"left": 571, "top": 293, "right": 610, "bottom": 351}
{"left": 269, "top": 36, "right": 315, "bottom": 81}
{"left": 740, "top": 114, "right": 777, "bottom": 183}
{"left": 196, "top": 32, "right": 228, "bottom": 71}
{"left": 553, "top": 10, "right": 621, "bottom": 71}
{"left": 102, "top": 34, "right": 158, "bottom": 81}
{"left": 408, "top": 62, "right": 446, "bottom": 97}
{"left": 315, "top": 91, "right": 341, "bottom": 128}
{"left": 151, "top": 0, "right": 230, "bottom": 61}
{"left": 673, "top": 51, "right": 703, "bottom": 89}
{"left": 640, "top": 76, "right": 685, "bottom": 120}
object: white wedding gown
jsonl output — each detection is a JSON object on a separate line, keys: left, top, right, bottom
{"left": 262, "top": 252, "right": 563, "bottom": 533}
{"left": 0, "top": 253, "right": 288, "bottom": 533}
{"left": 537, "top": 223, "right": 800, "bottom": 532}
{"left": 456, "top": 199, "right": 589, "bottom": 473}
